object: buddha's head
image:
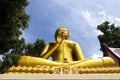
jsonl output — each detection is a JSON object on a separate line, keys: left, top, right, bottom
{"left": 54, "top": 26, "right": 70, "bottom": 41}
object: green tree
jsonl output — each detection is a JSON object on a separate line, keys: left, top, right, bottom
{"left": 32, "top": 39, "right": 45, "bottom": 57}
{"left": 0, "top": 0, "right": 29, "bottom": 73}
{"left": 0, "top": 39, "right": 45, "bottom": 73}
{"left": 25, "top": 39, "right": 45, "bottom": 57}
{"left": 0, "top": 53, "right": 21, "bottom": 73}
{"left": 0, "top": 60, "right": 2, "bottom": 68}
{"left": 0, "top": 0, "right": 46, "bottom": 73}
{"left": 97, "top": 21, "right": 120, "bottom": 56}
{"left": 10, "top": 38, "right": 26, "bottom": 54}
{"left": 0, "top": 0, "right": 30, "bottom": 54}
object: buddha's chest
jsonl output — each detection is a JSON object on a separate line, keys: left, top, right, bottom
{"left": 51, "top": 42, "right": 74, "bottom": 62}
{"left": 56, "top": 41, "right": 73, "bottom": 54}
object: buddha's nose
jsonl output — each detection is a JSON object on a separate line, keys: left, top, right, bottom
{"left": 59, "top": 31, "right": 64, "bottom": 34}
{"left": 61, "top": 31, "right": 64, "bottom": 33}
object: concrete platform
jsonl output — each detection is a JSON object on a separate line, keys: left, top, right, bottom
{"left": 0, "top": 74, "right": 120, "bottom": 80}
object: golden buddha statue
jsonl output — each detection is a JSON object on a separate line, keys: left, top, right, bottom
{"left": 17, "top": 26, "right": 115, "bottom": 68}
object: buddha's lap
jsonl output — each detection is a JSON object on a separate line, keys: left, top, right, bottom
{"left": 17, "top": 56, "right": 115, "bottom": 67}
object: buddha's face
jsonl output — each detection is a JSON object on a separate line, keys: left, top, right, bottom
{"left": 54, "top": 27, "right": 69, "bottom": 41}
{"left": 57, "top": 27, "right": 68, "bottom": 37}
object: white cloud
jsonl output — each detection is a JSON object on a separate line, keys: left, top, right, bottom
{"left": 82, "top": 10, "right": 120, "bottom": 27}
{"left": 115, "top": 17, "right": 120, "bottom": 24}
{"left": 81, "top": 10, "right": 98, "bottom": 27}
{"left": 91, "top": 52, "right": 103, "bottom": 58}
{"left": 98, "top": 11, "right": 120, "bottom": 25}
{"left": 98, "top": 11, "right": 107, "bottom": 17}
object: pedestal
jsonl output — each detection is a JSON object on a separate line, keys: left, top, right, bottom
{"left": 0, "top": 74, "right": 120, "bottom": 80}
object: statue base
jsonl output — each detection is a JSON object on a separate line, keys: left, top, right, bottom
{"left": 3, "top": 65, "right": 120, "bottom": 80}
{"left": 0, "top": 74, "right": 120, "bottom": 80}
{"left": 6, "top": 65, "right": 120, "bottom": 74}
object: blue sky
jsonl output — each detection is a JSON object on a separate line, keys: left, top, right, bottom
{"left": 21, "top": 0, "right": 120, "bottom": 58}
{"left": 0, "top": 0, "right": 120, "bottom": 60}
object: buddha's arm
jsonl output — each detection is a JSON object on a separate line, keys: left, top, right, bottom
{"left": 40, "top": 43, "right": 60, "bottom": 59}
{"left": 73, "top": 43, "right": 85, "bottom": 60}
{"left": 40, "top": 44, "right": 49, "bottom": 57}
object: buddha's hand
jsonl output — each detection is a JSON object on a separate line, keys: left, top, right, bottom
{"left": 56, "top": 35, "right": 63, "bottom": 44}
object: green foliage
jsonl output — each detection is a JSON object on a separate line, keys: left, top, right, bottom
{"left": 0, "top": 60, "right": 2, "bottom": 68}
{"left": 0, "top": 0, "right": 46, "bottom": 73}
{"left": 97, "top": 21, "right": 120, "bottom": 56}
{"left": 0, "top": 0, "right": 30, "bottom": 54}
{"left": 0, "top": 53, "right": 21, "bottom": 73}
{"left": 0, "top": 39, "right": 45, "bottom": 73}
{"left": 10, "top": 38, "right": 26, "bottom": 54}
{"left": 25, "top": 39, "right": 45, "bottom": 57}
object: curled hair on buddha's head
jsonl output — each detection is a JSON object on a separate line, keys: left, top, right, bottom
{"left": 54, "top": 26, "right": 70, "bottom": 40}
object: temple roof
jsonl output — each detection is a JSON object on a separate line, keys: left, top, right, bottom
{"left": 104, "top": 44, "right": 120, "bottom": 60}
{"left": 109, "top": 48, "right": 120, "bottom": 59}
